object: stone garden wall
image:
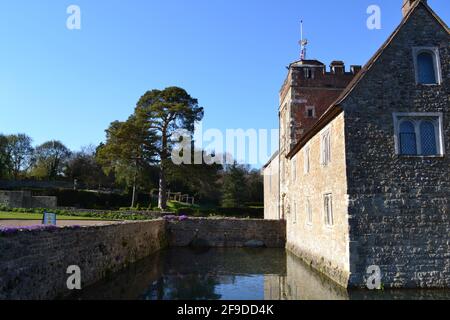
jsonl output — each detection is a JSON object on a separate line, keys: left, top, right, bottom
{"left": 167, "top": 218, "right": 286, "bottom": 248}
{"left": 0, "top": 191, "right": 57, "bottom": 209}
{"left": 0, "top": 218, "right": 286, "bottom": 299}
{"left": 0, "top": 220, "right": 167, "bottom": 300}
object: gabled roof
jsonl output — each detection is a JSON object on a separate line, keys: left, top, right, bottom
{"left": 263, "top": 150, "right": 279, "bottom": 169}
{"left": 332, "top": 0, "right": 448, "bottom": 108}
{"left": 287, "top": 0, "right": 449, "bottom": 159}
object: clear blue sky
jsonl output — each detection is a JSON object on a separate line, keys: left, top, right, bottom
{"left": 0, "top": 0, "right": 448, "bottom": 164}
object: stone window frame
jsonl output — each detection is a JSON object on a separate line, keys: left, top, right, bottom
{"left": 320, "top": 127, "right": 332, "bottom": 167}
{"left": 304, "top": 143, "right": 311, "bottom": 174}
{"left": 323, "top": 193, "right": 334, "bottom": 227}
{"left": 305, "top": 197, "right": 313, "bottom": 227}
{"left": 305, "top": 106, "right": 316, "bottom": 118}
{"left": 393, "top": 112, "right": 445, "bottom": 157}
{"left": 412, "top": 47, "right": 442, "bottom": 85}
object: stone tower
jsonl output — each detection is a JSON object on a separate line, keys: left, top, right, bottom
{"left": 279, "top": 60, "right": 360, "bottom": 155}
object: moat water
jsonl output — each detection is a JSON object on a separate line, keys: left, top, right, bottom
{"left": 70, "top": 248, "right": 450, "bottom": 300}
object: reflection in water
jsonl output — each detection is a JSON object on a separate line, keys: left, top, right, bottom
{"left": 265, "top": 252, "right": 349, "bottom": 300}
{"left": 267, "top": 251, "right": 450, "bottom": 300}
{"left": 70, "top": 248, "right": 450, "bottom": 300}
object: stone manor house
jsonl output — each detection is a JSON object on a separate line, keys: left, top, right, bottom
{"left": 263, "top": 0, "right": 449, "bottom": 288}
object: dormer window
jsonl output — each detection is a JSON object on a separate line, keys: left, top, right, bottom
{"left": 413, "top": 47, "right": 442, "bottom": 85}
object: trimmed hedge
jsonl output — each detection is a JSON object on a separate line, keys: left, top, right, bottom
{"left": 31, "top": 189, "right": 155, "bottom": 210}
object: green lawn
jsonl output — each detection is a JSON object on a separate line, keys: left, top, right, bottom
{"left": 0, "top": 211, "right": 112, "bottom": 221}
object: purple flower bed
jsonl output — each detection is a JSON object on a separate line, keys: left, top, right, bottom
{"left": 0, "top": 225, "right": 59, "bottom": 235}
{"left": 163, "top": 215, "right": 189, "bottom": 222}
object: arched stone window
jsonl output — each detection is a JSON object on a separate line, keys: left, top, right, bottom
{"left": 394, "top": 113, "right": 444, "bottom": 156}
{"left": 399, "top": 121, "right": 417, "bottom": 155}
{"left": 413, "top": 47, "right": 441, "bottom": 85}
{"left": 417, "top": 52, "right": 436, "bottom": 84}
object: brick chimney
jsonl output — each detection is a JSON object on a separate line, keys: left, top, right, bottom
{"left": 402, "top": 0, "right": 426, "bottom": 17}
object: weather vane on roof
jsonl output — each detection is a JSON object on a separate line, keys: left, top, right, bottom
{"left": 299, "top": 20, "right": 308, "bottom": 60}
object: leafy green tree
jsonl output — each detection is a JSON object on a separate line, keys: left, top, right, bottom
{"left": 0, "top": 134, "right": 11, "bottom": 179}
{"left": 96, "top": 116, "right": 158, "bottom": 204}
{"left": 245, "top": 169, "right": 264, "bottom": 204}
{"left": 167, "top": 149, "right": 223, "bottom": 204}
{"left": 5, "top": 133, "right": 33, "bottom": 179}
{"left": 31, "top": 140, "right": 71, "bottom": 180}
{"left": 65, "top": 145, "right": 113, "bottom": 189}
{"left": 135, "top": 87, "right": 204, "bottom": 209}
{"left": 221, "top": 162, "right": 248, "bottom": 208}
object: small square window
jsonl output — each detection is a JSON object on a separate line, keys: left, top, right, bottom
{"left": 306, "top": 106, "right": 316, "bottom": 118}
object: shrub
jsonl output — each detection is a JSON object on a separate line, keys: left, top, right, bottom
{"left": 244, "top": 202, "right": 264, "bottom": 208}
{"left": 221, "top": 207, "right": 263, "bottom": 218}
{"left": 199, "top": 207, "right": 263, "bottom": 219}
{"left": 32, "top": 189, "right": 154, "bottom": 210}
{"left": 176, "top": 207, "right": 197, "bottom": 216}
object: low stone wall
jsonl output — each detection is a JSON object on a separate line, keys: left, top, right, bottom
{"left": 31, "top": 196, "right": 57, "bottom": 208}
{"left": 0, "top": 218, "right": 286, "bottom": 300}
{"left": 167, "top": 218, "right": 286, "bottom": 248}
{"left": 0, "top": 191, "right": 57, "bottom": 209}
{"left": 0, "top": 220, "right": 167, "bottom": 300}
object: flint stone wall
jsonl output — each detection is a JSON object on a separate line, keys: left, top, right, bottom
{"left": 342, "top": 6, "right": 450, "bottom": 288}
{"left": 0, "top": 191, "right": 57, "bottom": 209}
{"left": 0, "top": 218, "right": 286, "bottom": 299}
{"left": 167, "top": 218, "right": 286, "bottom": 248}
{"left": 0, "top": 220, "right": 167, "bottom": 300}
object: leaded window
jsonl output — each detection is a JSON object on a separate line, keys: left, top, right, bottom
{"left": 399, "top": 121, "right": 417, "bottom": 155}
{"left": 394, "top": 113, "right": 444, "bottom": 156}
{"left": 413, "top": 47, "right": 441, "bottom": 85}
